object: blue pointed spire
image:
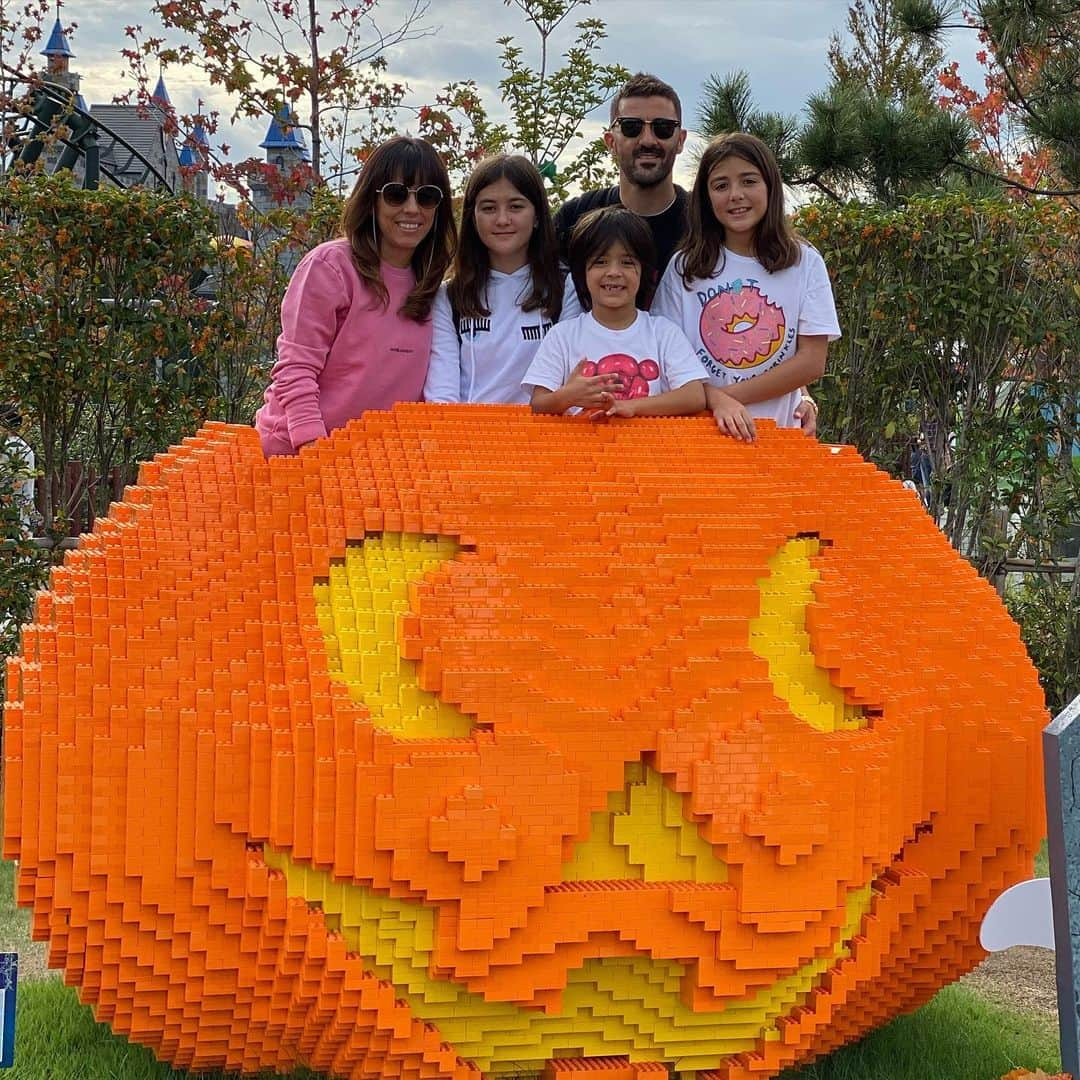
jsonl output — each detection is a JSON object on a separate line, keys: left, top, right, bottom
{"left": 192, "top": 121, "right": 209, "bottom": 147}
{"left": 42, "top": 18, "right": 74, "bottom": 58}
{"left": 259, "top": 105, "right": 311, "bottom": 163}
{"left": 178, "top": 145, "right": 197, "bottom": 167}
{"left": 151, "top": 74, "right": 171, "bottom": 108}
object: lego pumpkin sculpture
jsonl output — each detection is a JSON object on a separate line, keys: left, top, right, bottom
{"left": 4, "top": 409, "right": 1046, "bottom": 1079}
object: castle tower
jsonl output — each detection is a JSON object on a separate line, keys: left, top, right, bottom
{"left": 41, "top": 18, "right": 79, "bottom": 94}
{"left": 179, "top": 116, "right": 210, "bottom": 203}
{"left": 250, "top": 105, "right": 312, "bottom": 273}
{"left": 37, "top": 17, "right": 84, "bottom": 179}
{"left": 178, "top": 143, "right": 198, "bottom": 194}
{"left": 251, "top": 104, "right": 311, "bottom": 215}
{"left": 151, "top": 75, "right": 171, "bottom": 112}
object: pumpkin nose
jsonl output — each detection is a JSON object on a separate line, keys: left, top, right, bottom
{"left": 428, "top": 786, "right": 518, "bottom": 882}
{"left": 561, "top": 761, "right": 727, "bottom": 883}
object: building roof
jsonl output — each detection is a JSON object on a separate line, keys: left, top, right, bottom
{"left": 259, "top": 106, "right": 310, "bottom": 162}
{"left": 151, "top": 75, "right": 171, "bottom": 108}
{"left": 42, "top": 18, "right": 74, "bottom": 58}
{"left": 88, "top": 104, "right": 179, "bottom": 188}
{"left": 178, "top": 144, "right": 197, "bottom": 167}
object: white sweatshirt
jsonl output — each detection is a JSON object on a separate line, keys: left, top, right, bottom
{"left": 424, "top": 267, "right": 580, "bottom": 405}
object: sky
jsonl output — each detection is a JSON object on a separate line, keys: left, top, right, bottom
{"left": 50, "top": 0, "right": 986, "bottom": 194}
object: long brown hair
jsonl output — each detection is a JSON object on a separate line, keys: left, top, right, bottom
{"left": 340, "top": 136, "right": 456, "bottom": 321}
{"left": 449, "top": 154, "right": 563, "bottom": 322}
{"left": 680, "top": 132, "right": 801, "bottom": 286}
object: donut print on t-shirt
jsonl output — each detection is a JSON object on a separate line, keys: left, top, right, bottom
{"left": 699, "top": 283, "right": 785, "bottom": 370}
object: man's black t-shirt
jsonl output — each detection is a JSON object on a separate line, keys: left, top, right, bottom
{"left": 553, "top": 185, "right": 689, "bottom": 307}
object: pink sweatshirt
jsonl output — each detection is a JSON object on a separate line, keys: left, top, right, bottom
{"left": 255, "top": 238, "right": 433, "bottom": 456}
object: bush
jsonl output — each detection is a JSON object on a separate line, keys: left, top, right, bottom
{"left": 1006, "top": 574, "right": 1080, "bottom": 716}
{"left": 0, "top": 437, "right": 49, "bottom": 675}
{"left": 795, "top": 194, "right": 1080, "bottom": 580}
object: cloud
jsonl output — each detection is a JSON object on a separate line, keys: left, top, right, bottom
{"left": 37, "top": 0, "right": 983, "bottom": 196}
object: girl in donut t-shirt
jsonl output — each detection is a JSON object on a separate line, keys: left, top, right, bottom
{"left": 651, "top": 132, "right": 840, "bottom": 441}
{"left": 524, "top": 207, "right": 706, "bottom": 417}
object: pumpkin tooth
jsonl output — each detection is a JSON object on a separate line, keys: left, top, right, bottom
{"left": 264, "top": 843, "right": 872, "bottom": 1074}
{"left": 561, "top": 763, "right": 726, "bottom": 883}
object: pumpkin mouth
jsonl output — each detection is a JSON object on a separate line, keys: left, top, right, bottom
{"left": 264, "top": 841, "right": 875, "bottom": 1073}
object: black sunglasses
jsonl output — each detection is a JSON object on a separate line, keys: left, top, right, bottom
{"left": 610, "top": 117, "right": 680, "bottom": 140}
{"left": 376, "top": 183, "right": 444, "bottom": 209}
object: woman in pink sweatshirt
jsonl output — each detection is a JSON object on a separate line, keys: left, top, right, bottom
{"left": 255, "top": 136, "right": 456, "bottom": 456}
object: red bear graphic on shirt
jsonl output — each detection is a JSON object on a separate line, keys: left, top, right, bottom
{"left": 581, "top": 354, "right": 660, "bottom": 399}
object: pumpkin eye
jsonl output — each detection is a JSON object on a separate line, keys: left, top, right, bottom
{"left": 312, "top": 531, "right": 476, "bottom": 738}
{"left": 750, "top": 536, "right": 869, "bottom": 732}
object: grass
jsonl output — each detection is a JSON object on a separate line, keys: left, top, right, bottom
{"left": 1037, "top": 838, "right": 1050, "bottom": 878}
{"left": 0, "top": 855, "right": 26, "bottom": 954}
{"left": 2, "top": 977, "right": 1061, "bottom": 1080}
{"left": 776, "top": 985, "right": 1061, "bottom": 1079}
{"left": 0, "top": 852, "right": 1063, "bottom": 1080}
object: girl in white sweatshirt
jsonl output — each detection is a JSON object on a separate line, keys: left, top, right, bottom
{"left": 423, "top": 155, "right": 578, "bottom": 405}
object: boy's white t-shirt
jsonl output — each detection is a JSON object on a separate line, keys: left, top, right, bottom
{"left": 652, "top": 244, "right": 841, "bottom": 427}
{"left": 424, "top": 270, "right": 581, "bottom": 405}
{"left": 522, "top": 310, "right": 704, "bottom": 399}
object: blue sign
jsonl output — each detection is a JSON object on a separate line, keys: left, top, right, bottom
{"left": 0, "top": 953, "right": 16, "bottom": 1067}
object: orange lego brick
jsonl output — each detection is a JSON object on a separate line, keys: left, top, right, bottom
{"left": 1, "top": 409, "right": 1047, "bottom": 1078}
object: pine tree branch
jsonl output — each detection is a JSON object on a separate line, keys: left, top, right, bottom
{"left": 792, "top": 173, "right": 844, "bottom": 203}
{"left": 955, "top": 155, "right": 1080, "bottom": 196}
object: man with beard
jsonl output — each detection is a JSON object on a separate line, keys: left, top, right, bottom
{"left": 554, "top": 72, "right": 687, "bottom": 292}
{"left": 553, "top": 72, "right": 820, "bottom": 434}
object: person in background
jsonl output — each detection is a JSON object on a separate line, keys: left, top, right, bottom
{"left": 255, "top": 136, "right": 456, "bottom": 456}
{"left": 554, "top": 72, "right": 688, "bottom": 288}
{"left": 0, "top": 404, "right": 36, "bottom": 528}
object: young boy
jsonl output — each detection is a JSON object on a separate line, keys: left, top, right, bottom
{"left": 523, "top": 207, "right": 705, "bottom": 418}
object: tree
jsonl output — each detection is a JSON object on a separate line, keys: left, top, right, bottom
{"left": 795, "top": 193, "right": 1080, "bottom": 581}
{"left": 126, "top": 0, "right": 626, "bottom": 202}
{"left": 413, "top": 79, "right": 511, "bottom": 192}
{"left": 696, "top": 0, "right": 1080, "bottom": 203}
{"left": 493, "top": 0, "right": 628, "bottom": 200}
{"left": 828, "top": 0, "right": 945, "bottom": 102}
{"left": 196, "top": 189, "right": 341, "bottom": 424}
{"left": 126, "top": 0, "right": 432, "bottom": 188}
{"left": 698, "top": 0, "right": 970, "bottom": 204}
{"left": 697, "top": 69, "right": 969, "bottom": 204}
{"left": 897, "top": 0, "right": 1080, "bottom": 192}
{"left": 0, "top": 175, "right": 218, "bottom": 532}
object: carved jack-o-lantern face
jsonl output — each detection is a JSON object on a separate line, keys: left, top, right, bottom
{"left": 3, "top": 410, "right": 1045, "bottom": 1079}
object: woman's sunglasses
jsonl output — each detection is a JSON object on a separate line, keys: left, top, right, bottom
{"left": 609, "top": 117, "right": 680, "bottom": 141}
{"left": 376, "top": 183, "right": 444, "bottom": 209}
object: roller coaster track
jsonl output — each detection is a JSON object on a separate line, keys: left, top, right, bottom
{"left": 3, "top": 75, "right": 173, "bottom": 192}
